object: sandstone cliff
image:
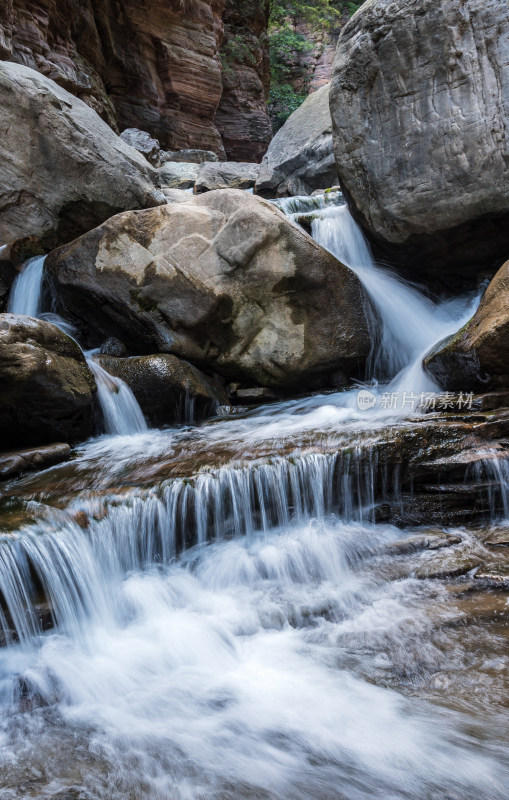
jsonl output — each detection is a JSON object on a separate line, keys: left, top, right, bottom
{"left": 0, "top": 0, "right": 272, "bottom": 160}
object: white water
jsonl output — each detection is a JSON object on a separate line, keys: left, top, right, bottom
{"left": 87, "top": 352, "right": 148, "bottom": 436}
{"left": 1, "top": 200, "right": 506, "bottom": 800}
{"left": 6, "top": 255, "right": 147, "bottom": 437}
{"left": 7, "top": 255, "right": 46, "bottom": 317}
{"left": 311, "top": 204, "right": 478, "bottom": 389}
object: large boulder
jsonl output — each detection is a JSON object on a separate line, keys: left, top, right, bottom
{"left": 46, "top": 190, "right": 371, "bottom": 391}
{"left": 120, "top": 129, "right": 161, "bottom": 166}
{"left": 95, "top": 354, "right": 228, "bottom": 426}
{"left": 0, "top": 314, "right": 97, "bottom": 448}
{"left": 195, "top": 162, "right": 260, "bottom": 193}
{"left": 158, "top": 163, "right": 199, "bottom": 190}
{"left": 256, "top": 83, "right": 338, "bottom": 197}
{"left": 0, "top": 62, "right": 163, "bottom": 249}
{"left": 424, "top": 260, "right": 509, "bottom": 392}
{"left": 329, "top": 0, "right": 509, "bottom": 288}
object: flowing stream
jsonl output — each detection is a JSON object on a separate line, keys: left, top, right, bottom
{"left": 1, "top": 199, "right": 508, "bottom": 800}
{"left": 7, "top": 256, "right": 147, "bottom": 436}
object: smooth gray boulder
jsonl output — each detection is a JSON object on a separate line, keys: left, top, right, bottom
{"left": 0, "top": 313, "right": 97, "bottom": 448}
{"left": 195, "top": 162, "right": 260, "bottom": 193}
{"left": 161, "top": 149, "right": 220, "bottom": 164}
{"left": 158, "top": 162, "right": 199, "bottom": 190}
{"left": 46, "top": 190, "right": 371, "bottom": 391}
{"left": 256, "top": 84, "right": 338, "bottom": 197}
{"left": 329, "top": 0, "right": 509, "bottom": 287}
{"left": 0, "top": 62, "right": 164, "bottom": 249}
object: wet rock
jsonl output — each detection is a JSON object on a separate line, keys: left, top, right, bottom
{"left": 0, "top": 62, "right": 163, "bottom": 249}
{"left": 194, "top": 162, "right": 260, "bottom": 193}
{"left": 0, "top": 314, "right": 96, "bottom": 448}
{"left": 0, "top": 443, "right": 71, "bottom": 480}
{"left": 158, "top": 163, "right": 199, "bottom": 190}
{"left": 120, "top": 129, "right": 161, "bottom": 166}
{"left": 484, "top": 529, "right": 509, "bottom": 548}
{"left": 474, "top": 564, "right": 509, "bottom": 588}
{"left": 46, "top": 190, "right": 371, "bottom": 391}
{"left": 161, "top": 150, "right": 220, "bottom": 165}
{"left": 329, "top": 0, "right": 509, "bottom": 289}
{"left": 256, "top": 83, "right": 338, "bottom": 197}
{"left": 227, "top": 385, "right": 279, "bottom": 403}
{"left": 424, "top": 261, "right": 509, "bottom": 391}
{"left": 96, "top": 354, "right": 228, "bottom": 426}
{"left": 385, "top": 533, "right": 463, "bottom": 556}
{"left": 415, "top": 555, "right": 483, "bottom": 581}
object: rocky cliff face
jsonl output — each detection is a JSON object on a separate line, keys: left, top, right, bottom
{"left": 215, "top": 0, "right": 272, "bottom": 162}
{"left": 329, "top": 0, "right": 509, "bottom": 289}
{"left": 0, "top": 0, "right": 230, "bottom": 157}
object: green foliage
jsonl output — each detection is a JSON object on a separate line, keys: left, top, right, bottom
{"left": 220, "top": 34, "right": 257, "bottom": 76}
{"left": 268, "top": 1, "right": 365, "bottom": 129}
{"left": 268, "top": 83, "right": 307, "bottom": 131}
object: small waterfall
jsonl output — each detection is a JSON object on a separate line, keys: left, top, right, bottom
{"left": 6, "top": 256, "right": 148, "bottom": 437}
{"left": 7, "top": 255, "right": 46, "bottom": 317}
{"left": 87, "top": 354, "right": 148, "bottom": 436}
{"left": 310, "top": 203, "right": 479, "bottom": 387}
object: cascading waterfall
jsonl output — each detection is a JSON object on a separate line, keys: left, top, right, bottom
{"left": 6, "top": 255, "right": 147, "bottom": 436}
{"left": 7, "top": 255, "right": 46, "bottom": 317}
{"left": 1, "top": 200, "right": 509, "bottom": 800}
{"left": 311, "top": 203, "right": 479, "bottom": 387}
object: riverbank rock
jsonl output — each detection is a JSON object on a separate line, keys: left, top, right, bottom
{"left": 0, "top": 314, "right": 96, "bottom": 448}
{"left": 329, "top": 0, "right": 509, "bottom": 289}
{"left": 46, "top": 190, "right": 371, "bottom": 390}
{"left": 161, "top": 150, "right": 220, "bottom": 165}
{"left": 0, "top": 443, "right": 71, "bottom": 481}
{"left": 194, "top": 162, "right": 260, "bottom": 193}
{"left": 120, "top": 129, "right": 161, "bottom": 166}
{"left": 424, "top": 260, "right": 509, "bottom": 391}
{"left": 158, "top": 163, "right": 199, "bottom": 190}
{"left": 0, "top": 62, "right": 163, "bottom": 250}
{"left": 96, "top": 354, "right": 228, "bottom": 426}
{"left": 256, "top": 83, "right": 338, "bottom": 197}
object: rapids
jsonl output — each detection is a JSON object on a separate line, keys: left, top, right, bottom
{"left": 1, "top": 194, "right": 508, "bottom": 800}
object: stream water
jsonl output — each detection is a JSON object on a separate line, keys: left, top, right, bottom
{"left": 0, "top": 195, "right": 508, "bottom": 799}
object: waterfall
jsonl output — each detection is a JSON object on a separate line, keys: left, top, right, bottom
{"left": 311, "top": 205, "right": 479, "bottom": 386}
{"left": 7, "top": 255, "right": 46, "bottom": 317}
{"left": 87, "top": 354, "right": 148, "bottom": 436}
{"left": 6, "top": 255, "right": 148, "bottom": 437}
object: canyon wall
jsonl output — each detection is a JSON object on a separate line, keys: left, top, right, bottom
{"left": 0, "top": 0, "right": 272, "bottom": 160}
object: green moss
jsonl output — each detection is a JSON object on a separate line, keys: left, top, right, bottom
{"left": 130, "top": 290, "right": 158, "bottom": 313}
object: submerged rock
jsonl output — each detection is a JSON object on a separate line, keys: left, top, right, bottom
{"left": 0, "top": 314, "right": 96, "bottom": 448}
{"left": 424, "top": 260, "right": 509, "bottom": 391}
{"left": 256, "top": 83, "right": 337, "bottom": 197}
{"left": 194, "top": 162, "right": 260, "bottom": 193}
{"left": 329, "top": 0, "right": 509, "bottom": 288}
{"left": 46, "top": 190, "right": 371, "bottom": 391}
{"left": 96, "top": 354, "right": 228, "bottom": 426}
{"left": 0, "top": 62, "right": 164, "bottom": 250}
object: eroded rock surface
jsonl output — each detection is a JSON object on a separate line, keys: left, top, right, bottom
{"left": 0, "top": 62, "right": 163, "bottom": 248}
{"left": 46, "top": 190, "right": 371, "bottom": 390}
{"left": 195, "top": 162, "right": 260, "bottom": 193}
{"left": 0, "top": 314, "right": 96, "bottom": 448}
{"left": 329, "top": 0, "right": 509, "bottom": 287}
